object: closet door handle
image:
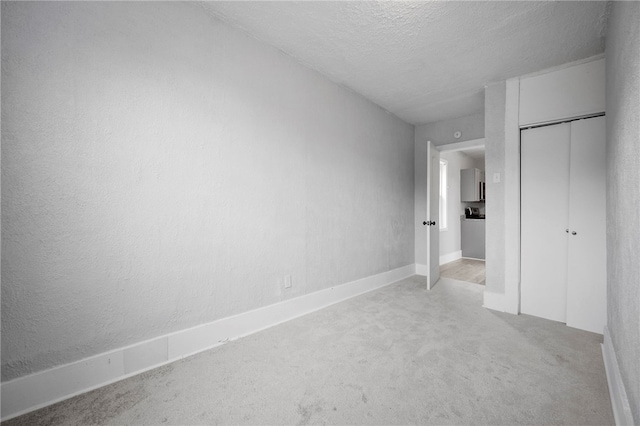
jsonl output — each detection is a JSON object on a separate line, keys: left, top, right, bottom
{"left": 565, "top": 229, "right": 569, "bottom": 233}
{"left": 571, "top": 231, "right": 577, "bottom": 235}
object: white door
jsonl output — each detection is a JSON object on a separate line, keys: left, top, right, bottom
{"left": 521, "top": 116, "right": 606, "bottom": 332}
{"left": 520, "top": 123, "right": 571, "bottom": 322}
{"left": 566, "top": 116, "right": 606, "bottom": 333}
{"left": 426, "top": 141, "right": 440, "bottom": 289}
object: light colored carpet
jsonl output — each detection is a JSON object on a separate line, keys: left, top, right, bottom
{"left": 4, "top": 276, "right": 613, "bottom": 425}
{"left": 440, "top": 258, "right": 486, "bottom": 285}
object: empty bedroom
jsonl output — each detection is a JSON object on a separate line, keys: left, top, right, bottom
{"left": 1, "top": 1, "right": 638, "bottom": 425}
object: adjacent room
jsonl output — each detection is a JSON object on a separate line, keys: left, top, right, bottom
{"left": 2, "top": 1, "right": 638, "bottom": 425}
{"left": 435, "top": 138, "right": 487, "bottom": 285}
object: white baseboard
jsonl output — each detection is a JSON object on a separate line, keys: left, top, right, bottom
{"left": 482, "top": 290, "right": 505, "bottom": 312}
{"left": 415, "top": 263, "right": 429, "bottom": 276}
{"left": 602, "top": 326, "right": 634, "bottom": 426}
{"left": 0, "top": 264, "right": 415, "bottom": 421}
{"left": 440, "top": 250, "right": 462, "bottom": 265}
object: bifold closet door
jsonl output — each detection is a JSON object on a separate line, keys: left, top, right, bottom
{"left": 520, "top": 123, "right": 571, "bottom": 323}
{"left": 566, "top": 116, "right": 606, "bottom": 334}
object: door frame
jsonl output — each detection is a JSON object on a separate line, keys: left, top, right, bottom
{"left": 439, "top": 138, "right": 486, "bottom": 271}
{"left": 416, "top": 138, "right": 486, "bottom": 289}
{"left": 438, "top": 138, "right": 486, "bottom": 155}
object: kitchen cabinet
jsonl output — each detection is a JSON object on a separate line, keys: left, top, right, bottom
{"left": 520, "top": 115, "right": 606, "bottom": 334}
{"left": 460, "top": 168, "right": 485, "bottom": 202}
{"left": 461, "top": 218, "right": 485, "bottom": 259}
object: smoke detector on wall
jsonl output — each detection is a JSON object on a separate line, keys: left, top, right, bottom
{"left": 454, "top": 131, "right": 462, "bottom": 139}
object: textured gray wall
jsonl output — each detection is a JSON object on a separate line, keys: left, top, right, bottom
{"left": 1, "top": 2, "right": 415, "bottom": 381}
{"left": 605, "top": 2, "right": 640, "bottom": 422}
{"left": 483, "top": 83, "right": 506, "bottom": 295}
{"left": 414, "top": 113, "right": 485, "bottom": 147}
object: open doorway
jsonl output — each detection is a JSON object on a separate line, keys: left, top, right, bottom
{"left": 437, "top": 139, "right": 486, "bottom": 285}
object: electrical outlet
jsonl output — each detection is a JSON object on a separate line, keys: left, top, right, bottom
{"left": 284, "top": 275, "right": 292, "bottom": 289}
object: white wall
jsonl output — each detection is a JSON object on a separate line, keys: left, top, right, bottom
{"left": 484, "top": 82, "right": 507, "bottom": 298}
{"left": 439, "top": 151, "right": 476, "bottom": 259}
{"left": 415, "top": 113, "right": 484, "bottom": 147}
{"left": 605, "top": 2, "right": 640, "bottom": 423}
{"left": 0, "top": 2, "right": 415, "bottom": 382}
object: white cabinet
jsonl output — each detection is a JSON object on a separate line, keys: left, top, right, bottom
{"left": 520, "top": 115, "right": 606, "bottom": 334}
{"left": 519, "top": 59, "right": 605, "bottom": 127}
{"left": 461, "top": 219, "right": 485, "bottom": 259}
{"left": 460, "top": 168, "right": 485, "bottom": 202}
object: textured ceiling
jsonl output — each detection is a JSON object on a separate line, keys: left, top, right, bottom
{"left": 199, "top": 1, "right": 607, "bottom": 125}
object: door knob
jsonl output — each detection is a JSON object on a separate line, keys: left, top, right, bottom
{"left": 565, "top": 229, "right": 569, "bottom": 233}
{"left": 571, "top": 231, "right": 577, "bottom": 235}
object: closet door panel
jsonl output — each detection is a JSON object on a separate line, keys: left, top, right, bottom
{"left": 520, "top": 123, "right": 571, "bottom": 323}
{"left": 566, "top": 116, "right": 607, "bottom": 333}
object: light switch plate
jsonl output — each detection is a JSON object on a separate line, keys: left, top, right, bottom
{"left": 493, "top": 172, "right": 501, "bottom": 183}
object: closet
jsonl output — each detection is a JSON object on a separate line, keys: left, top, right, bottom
{"left": 520, "top": 115, "right": 606, "bottom": 334}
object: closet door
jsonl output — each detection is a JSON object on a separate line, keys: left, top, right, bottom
{"left": 520, "top": 123, "right": 571, "bottom": 323}
{"left": 566, "top": 116, "right": 607, "bottom": 333}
